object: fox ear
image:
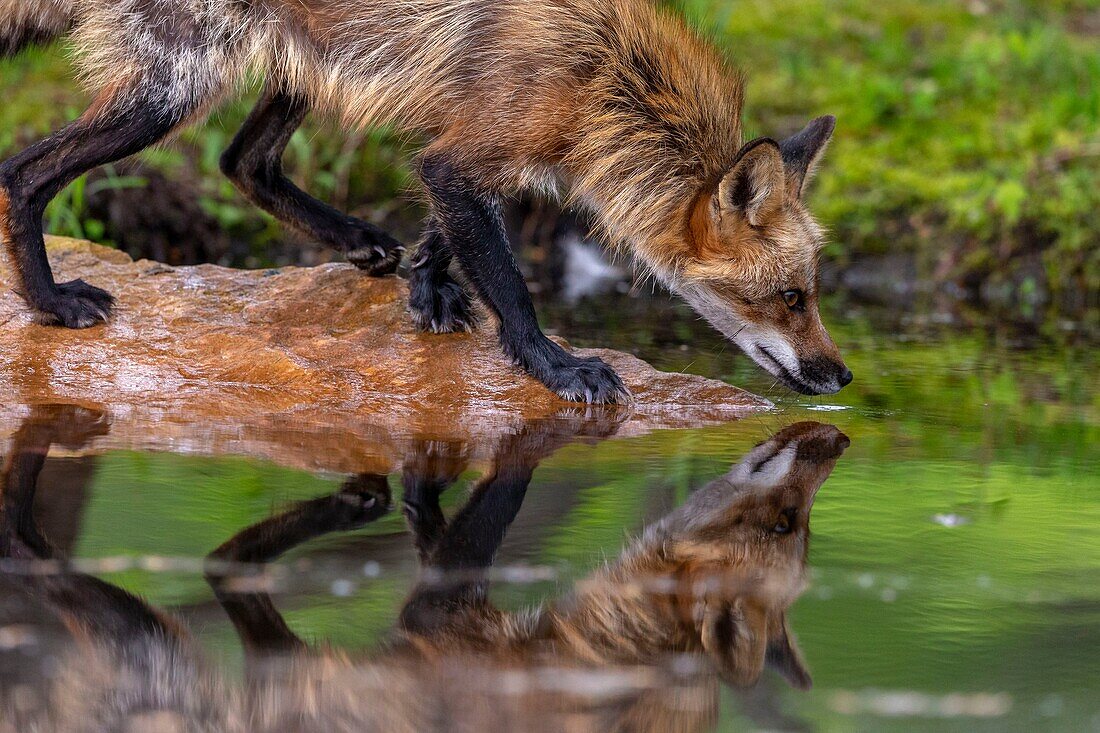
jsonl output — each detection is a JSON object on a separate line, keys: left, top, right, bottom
{"left": 765, "top": 613, "right": 812, "bottom": 689}
{"left": 779, "top": 115, "right": 836, "bottom": 199}
{"left": 698, "top": 598, "right": 769, "bottom": 686}
{"left": 717, "top": 138, "right": 786, "bottom": 227}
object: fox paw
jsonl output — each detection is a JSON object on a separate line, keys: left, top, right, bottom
{"left": 403, "top": 440, "right": 468, "bottom": 490}
{"left": 325, "top": 475, "right": 392, "bottom": 531}
{"left": 537, "top": 353, "right": 631, "bottom": 405}
{"left": 342, "top": 222, "right": 405, "bottom": 276}
{"left": 409, "top": 273, "right": 478, "bottom": 334}
{"left": 34, "top": 279, "right": 114, "bottom": 329}
{"left": 346, "top": 241, "right": 405, "bottom": 276}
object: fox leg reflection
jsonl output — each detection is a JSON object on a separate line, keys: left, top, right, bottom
{"left": 1, "top": 406, "right": 179, "bottom": 654}
{"left": 401, "top": 440, "right": 469, "bottom": 562}
{"left": 205, "top": 473, "right": 391, "bottom": 653}
{"left": 398, "top": 420, "right": 596, "bottom": 635}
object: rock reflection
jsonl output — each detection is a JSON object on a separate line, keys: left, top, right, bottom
{"left": 1, "top": 407, "right": 848, "bottom": 732}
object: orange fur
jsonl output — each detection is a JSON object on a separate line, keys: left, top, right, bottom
{"left": 57, "top": 1, "right": 744, "bottom": 278}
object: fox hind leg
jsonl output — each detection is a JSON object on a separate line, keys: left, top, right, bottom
{"left": 407, "top": 217, "right": 478, "bottom": 333}
{"left": 220, "top": 84, "right": 404, "bottom": 276}
{"left": 0, "top": 81, "right": 197, "bottom": 328}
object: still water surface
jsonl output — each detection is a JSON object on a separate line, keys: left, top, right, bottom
{"left": 1, "top": 294, "right": 1096, "bottom": 731}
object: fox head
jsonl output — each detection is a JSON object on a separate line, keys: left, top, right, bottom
{"left": 676, "top": 116, "right": 852, "bottom": 395}
{"left": 649, "top": 421, "right": 849, "bottom": 688}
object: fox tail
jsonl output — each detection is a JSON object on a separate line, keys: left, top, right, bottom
{"left": 1, "top": 0, "right": 74, "bottom": 58}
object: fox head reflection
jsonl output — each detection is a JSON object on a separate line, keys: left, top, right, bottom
{"left": 0, "top": 407, "right": 848, "bottom": 732}
{"left": 559, "top": 421, "right": 849, "bottom": 691}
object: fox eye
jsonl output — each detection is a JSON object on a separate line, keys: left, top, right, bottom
{"left": 782, "top": 290, "right": 804, "bottom": 311}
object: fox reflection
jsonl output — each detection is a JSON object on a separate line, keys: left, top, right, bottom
{"left": 0, "top": 408, "right": 847, "bottom": 732}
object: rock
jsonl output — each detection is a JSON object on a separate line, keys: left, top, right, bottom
{"left": 0, "top": 238, "right": 768, "bottom": 473}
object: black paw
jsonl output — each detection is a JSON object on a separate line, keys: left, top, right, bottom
{"left": 322, "top": 475, "right": 392, "bottom": 531}
{"left": 517, "top": 338, "right": 631, "bottom": 404}
{"left": 40, "top": 405, "right": 112, "bottom": 448}
{"left": 346, "top": 243, "right": 405, "bottom": 276}
{"left": 408, "top": 271, "right": 478, "bottom": 334}
{"left": 34, "top": 279, "right": 114, "bottom": 328}
{"left": 541, "top": 355, "right": 631, "bottom": 404}
{"left": 344, "top": 225, "right": 405, "bottom": 276}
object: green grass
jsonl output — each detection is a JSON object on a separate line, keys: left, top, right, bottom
{"left": 1, "top": 0, "right": 1098, "bottom": 301}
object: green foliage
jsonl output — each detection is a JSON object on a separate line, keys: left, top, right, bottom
{"left": 172, "top": 101, "right": 415, "bottom": 253}
{"left": 44, "top": 166, "right": 148, "bottom": 243}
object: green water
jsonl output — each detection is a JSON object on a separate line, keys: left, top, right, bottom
{"left": 3, "top": 295, "right": 1097, "bottom": 731}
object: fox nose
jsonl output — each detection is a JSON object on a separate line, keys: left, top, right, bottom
{"left": 839, "top": 368, "right": 853, "bottom": 387}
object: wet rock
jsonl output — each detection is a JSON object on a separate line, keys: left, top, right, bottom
{"left": 0, "top": 239, "right": 768, "bottom": 472}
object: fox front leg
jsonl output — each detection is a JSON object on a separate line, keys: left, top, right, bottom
{"left": 407, "top": 217, "right": 479, "bottom": 333}
{"left": 401, "top": 439, "right": 470, "bottom": 561}
{"left": 419, "top": 155, "right": 629, "bottom": 404}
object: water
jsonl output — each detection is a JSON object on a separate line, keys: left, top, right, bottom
{"left": 1, "top": 293, "right": 1096, "bottom": 732}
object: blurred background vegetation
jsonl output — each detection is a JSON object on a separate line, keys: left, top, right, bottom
{"left": 0, "top": 0, "right": 1097, "bottom": 315}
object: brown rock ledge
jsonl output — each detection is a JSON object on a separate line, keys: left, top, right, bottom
{"left": 0, "top": 238, "right": 769, "bottom": 472}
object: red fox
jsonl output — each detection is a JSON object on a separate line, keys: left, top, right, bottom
{"left": 0, "top": 0, "right": 852, "bottom": 403}
{"left": 1, "top": 407, "right": 848, "bottom": 731}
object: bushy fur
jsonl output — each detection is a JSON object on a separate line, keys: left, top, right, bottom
{"left": 10, "top": 0, "right": 741, "bottom": 280}
{"left": 0, "top": 0, "right": 74, "bottom": 57}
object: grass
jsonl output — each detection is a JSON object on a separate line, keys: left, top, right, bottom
{"left": 1, "top": 0, "right": 1097, "bottom": 305}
